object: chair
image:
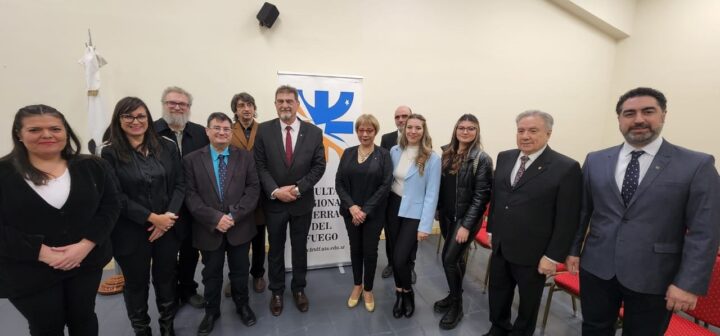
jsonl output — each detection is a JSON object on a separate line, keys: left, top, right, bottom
{"left": 475, "top": 223, "right": 492, "bottom": 293}
{"left": 664, "top": 314, "right": 715, "bottom": 336}
{"left": 664, "top": 256, "right": 720, "bottom": 335}
{"left": 541, "top": 272, "right": 580, "bottom": 329}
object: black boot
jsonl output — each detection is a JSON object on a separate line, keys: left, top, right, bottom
{"left": 433, "top": 293, "right": 452, "bottom": 313}
{"left": 155, "top": 282, "right": 178, "bottom": 336}
{"left": 392, "top": 291, "right": 404, "bottom": 318}
{"left": 127, "top": 308, "right": 152, "bottom": 336}
{"left": 402, "top": 290, "right": 415, "bottom": 318}
{"left": 439, "top": 296, "right": 463, "bottom": 330}
{"left": 123, "top": 286, "right": 151, "bottom": 336}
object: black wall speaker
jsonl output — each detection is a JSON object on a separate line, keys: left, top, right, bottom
{"left": 257, "top": 2, "right": 279, "bottom": 28}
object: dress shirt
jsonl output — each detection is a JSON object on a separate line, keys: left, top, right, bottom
{"left": 279, "top": 117, "right": 301, "bottom": 153}
{"left": 209, "top": 145, "right": 230, "bottom": 199}
{"left": 614, "top": 137, "right": 663, "bottom": 190}
{"left": 511, "top": 145, "right": 547, "bottom": 183}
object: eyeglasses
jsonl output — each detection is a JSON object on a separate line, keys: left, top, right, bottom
{"left": 164, "top": 101, "right": 190, "bottom": 108}
{"left": 120, "top": 114, "right": 148, "bottom": 123}
{"left": 457, "top": 126, "right": 477, "bottom": 133}
{"left": 210, "top": 126, "right": 232, "bottom": 133}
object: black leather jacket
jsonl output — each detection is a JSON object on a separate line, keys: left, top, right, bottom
{"left": 438, "top": 146, "right": 493, "bottom": 231}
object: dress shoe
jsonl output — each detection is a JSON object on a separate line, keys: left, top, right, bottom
{"left": 363, "top": 291, "right": 375, "bottom": 312}
{"left": 433, "top": 294, "right": 452, "bottom": 313}
{"left": 411, "top": 269, "right": 417, "bottom": 284}
{"left": 237, "top": 304, "right": 257, "bottom": 327}
{"left": 347, "top": 288, "right": 362, "bottom": 308}
{"left": 197, "top": 313, "right": 220, "bottom": 336}
{"left": 180, "top": 293, "right": 206, "bottom": 309}
{"left": 293, "top": 291, "right": 310, "bottom": 312}
{"left": 439, "top": 297, "right": 463, "bottom": 330}
{"left": 381, "top": 265, "right": 393, "bottom": 278}
{"left": 253, "top": 277, "right": 266, "bottom": 293}
{"left": 270, "top": 294, "right": 283, "bottom": 316}
{"left": 402, "top": 290, "right": 415, "bottom": 318}
{"left": 223, "top": 282, "right": 231, "bottom": 298}
{"left": 392, "top": 291, "right": 404, "bottom": 318}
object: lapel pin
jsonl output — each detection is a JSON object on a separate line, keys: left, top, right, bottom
{"left": 655, "top": 166, "right": 660, "bottom": 170}
{"left": 538, "top": 166, "right": 542, "bottom": 170}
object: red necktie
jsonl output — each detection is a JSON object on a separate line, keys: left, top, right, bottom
{"left": 285, "top": 126, "right": 293, "bottom": 165}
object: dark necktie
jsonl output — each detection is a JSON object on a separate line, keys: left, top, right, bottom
{"left": 218, "top": 154, "right": 227, "bottom": 200}
{"left": 513, "top": 155, "right": 529, "bottom": 187}
{"left": 621, "top": 150, "right": 644, "bottom": 206}
{"left": 285, "top": 126, "right": 293, "bottom": 165}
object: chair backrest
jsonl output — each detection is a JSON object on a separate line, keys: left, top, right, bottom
{"left": 687, "top": 256, "right": 720, "bottom": 327}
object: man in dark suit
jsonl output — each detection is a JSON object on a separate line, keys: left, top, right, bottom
{"left": 379, "top": 105, "right": 412, "bottom": 280}
{"left": 254, "top": 85, "right": 326, "bottom": 316}
{"left": 567, "top": 87, "right": 720, "bottom": 335}
{"left": 154, "top": 86, "right": 210, "bottom": 309}
{"left": 484, "top": 110, "right": 582, "bottom": 336}
{"left": 184, "top": 112, "right": 260, "bottom": 334}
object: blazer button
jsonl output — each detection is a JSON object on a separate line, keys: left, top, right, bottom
{"left": 504, "top": 206, "right": 509, "bottom": 210}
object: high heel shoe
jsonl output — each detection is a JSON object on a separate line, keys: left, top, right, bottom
{"left": 392, "top": 291, "right": 404, "bottom": 318}
{"left": 347, "top": 288, "right": 362, "bottom": 308}
{"left": 363, "top": 291, "right": 375, "bottom": 312}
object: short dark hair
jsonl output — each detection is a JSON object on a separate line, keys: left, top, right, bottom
{"left": 275, "top": 85, "right": 299, "bottom": 101}
{"left": 230, "top": 92, "right": 257, "bottom": 121}
{"left": 616, "top": 87, "right": 667, "bottom": 114}
{"left": 3, "top": 104, "right": 82, "bottom": 185}
{"left": 206, "top": 112, "right": 232, "bottom": 127}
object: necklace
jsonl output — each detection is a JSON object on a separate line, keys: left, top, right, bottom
{"left": 358, "top": 147, "right": 374, "bottom": 163}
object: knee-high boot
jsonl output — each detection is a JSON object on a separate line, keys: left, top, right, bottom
{"left": 123, "top": 286, "right": 151, "bottom": 336}
{"left": 154, "top": 281, "right": 178, "bottom": 336}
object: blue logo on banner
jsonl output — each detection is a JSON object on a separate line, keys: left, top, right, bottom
{"left": 298, "top": 90, "right": 354, "bottom": 142}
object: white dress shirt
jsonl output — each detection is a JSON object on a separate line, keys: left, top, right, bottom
{"left": 511, "top": 145, "right": 547, "bottom": 184}
{"left": 279, "top": 117, "right": 301, "bottom": 153}
{"left": 614, "top": 137, "right": 663, "bottom": 191}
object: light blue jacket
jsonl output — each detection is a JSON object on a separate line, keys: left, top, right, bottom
{"left": 390, "top": 145, "right": 441, "bottom": 233}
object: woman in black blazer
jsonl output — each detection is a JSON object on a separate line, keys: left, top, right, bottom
{"left": 434, "top": 114, "right": 493, "bottom": 329}
{"left": 101, "top": 97, "right": 185, "bottom": 336}
{"left": 335, "top": 114, "right": 393, "bottom": 312}
{"left": 0, "top": 105, "right": 119, "bottom": 335}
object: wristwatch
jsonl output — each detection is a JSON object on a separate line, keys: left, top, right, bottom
{"left": 294, "top": 186, "right": 301, "bottom": 197}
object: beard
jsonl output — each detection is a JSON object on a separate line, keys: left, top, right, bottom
{"left": 622, "top": 122, "right": 663, "bottom": 146}
{"left": 163, "top": 110, "right": 189, "bottom": 128}
{"left": 278, "top": 111, "right": 293, "bottom": 122}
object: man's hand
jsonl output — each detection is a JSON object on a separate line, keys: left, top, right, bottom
{"left": 566, "top": 256, "right": 580, "bottom": 275}
{"left": 275, "top": 185, "right": 298, "bottom": 203}
{"left": 666, "top": 284, "right": 698, "bottom": 312}
{"left": 455, "top": 227, "right": 470, "bottom": 244}
{"left": 487, "top": 233, "right": 492, "bottom": 248}
{"left": 417, "top": 231, "right": 429, "bottom": 242}
{"left": 49, "top": 239, "right": 96, "bottom": 270}
{"left": 538, "top": 256, "right": 557, "bottom": 276}
{"left": 215, "top": 214, "right": 235, "bottom": 233}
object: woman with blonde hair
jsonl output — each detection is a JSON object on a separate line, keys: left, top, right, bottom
{"left": 386, "top": 113, "right": 441, "bottom": 318}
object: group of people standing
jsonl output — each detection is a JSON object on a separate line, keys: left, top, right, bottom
{"left": 0, "top": 86, "right": 718, "bottom": 336}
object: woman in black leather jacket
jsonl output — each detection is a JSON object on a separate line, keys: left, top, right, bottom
{"left": 434, "top": 114, "right": 493, "bottom": 330}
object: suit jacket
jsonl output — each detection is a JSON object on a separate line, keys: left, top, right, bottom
{"left": 0, "top": 156, "right": 119, "bottom": 298}
{"left": 102, "top": 138, "right": 185, "bottom": 256}
{"left": 389, "top": 145, "right": 442, "bottom": 234}
{"left": 184, "top": 145, "right": 260, "bottom": 251}
{"left": 335, "top": 145, "right": 393, "bottom": 219}
{"left": 254, "top": 118, "right": 326, "bottom": 215}
{"left": 487, "top": 147, "right": 582, "bottom": 266}
{"left": 380, "top": 131, "right": 398, "bottom": 151}
{"left": 570, "top": 140, "right": 720, "bottom": 295}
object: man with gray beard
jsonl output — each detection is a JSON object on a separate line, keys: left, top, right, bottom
{"left": 154, "top": 86, "right": 210, "bottom": 309}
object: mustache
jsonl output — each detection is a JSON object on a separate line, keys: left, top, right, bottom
{"left": 630, "top": 123, "right": 650, "bottom": 130}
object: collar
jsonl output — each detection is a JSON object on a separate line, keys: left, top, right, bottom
{"left": 620, "top": 137, "right": 663, "bottom": 157}
{"left": 280, "top": 117, "right": 301, "bottom": 132}
{"left": 239, "top": 119, "right": 255, "bottom": 131}
{"left": 209, "top": 144, "right": 230, "bottom": 160}
{"left": 520, "top": 145, "right": 547, "bottom": 162}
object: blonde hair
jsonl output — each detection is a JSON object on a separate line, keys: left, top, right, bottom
{"left": 399, "top": 113, "right": 433, "bottom": 175}
{"left": 355, "top": 114, "right": 380, "bottom": 133}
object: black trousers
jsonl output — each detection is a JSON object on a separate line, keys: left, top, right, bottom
{"left": 250, "top": 224, "right": 266, "bottom": 278}
{"left": 200, "top": 236, "right": 251, "bottom": 314}
{"left": 487, "top": 247, "right": 546, "bottom": 336}
{"left": 343, "top": 213, "right": 383, "bottom": 291}
{"left": 265, "top": 210, "right": 312, "bottom": 294}
{"left": 115, "top": 233, "right": 180, "bottom": 327}
{"left": 386, "top": 193, "right": 419, "bottom": 291}
{"left": 580, "top": 268, "right": 671, "bottom": 336}
{"left": 439, "top": 214, "right": 474, "bottom": 297}
{"left": 10, "top": 268, "right": 102, "bottom": 336}
{"left": 177, "top": 230, "right": 200, "bottom": 298}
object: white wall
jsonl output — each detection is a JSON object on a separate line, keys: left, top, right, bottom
{"left": 608, "top": 0, "right": 720, "bottom": 161}
{"left": 0, "top": 0, "right": 617, "bottom": 162}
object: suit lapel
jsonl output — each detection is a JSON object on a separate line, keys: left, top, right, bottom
{"left": 626, "top": 141, "right": 673, "bottom": 209}
{"left": 291, "top": 120, "right": 309, "bottom": 168}
{"left": 232, "top": 123, "right": 249, "bottom": 150}
{"left": 497, "top": 150, "right": 518, "bottom": 190}
{"left": 513, "top": 148, "right": 550, "bottom": 189}
{"left": 223, "top": 148, "right": 239, "bottom": 197}
{"left": 247, "top": 121, "right": 258, "bottom": 149}
{"left": 607, "top": 145, "right": 624, "bottom": 206}
{"left": 271, "top": 119, "right": 288, "bottom": 167}
{"left": 200, "top": 148, "right": 221, "bottom": 202}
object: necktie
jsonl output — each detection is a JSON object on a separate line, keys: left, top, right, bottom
{"left": 621, "top": 150, "right": 644, "bottom": 206}
{"left": 218, "top": 154, "right": 227, "bottom": 200}
{"left": 285, "top": 126, "right": 293, "bottom": 165}
{"left": 513, "top": 155, "right": 529, "bottom": 187}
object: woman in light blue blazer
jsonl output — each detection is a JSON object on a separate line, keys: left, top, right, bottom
{"left": 387, "top": 113, "right": 441, "bottom": 319}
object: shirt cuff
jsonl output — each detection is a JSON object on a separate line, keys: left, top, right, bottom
{"left": 270, "top": 188, "right": 279, "bottom": 200}
{"left": 543, "top": 255, "right": 560, "bottom": 264}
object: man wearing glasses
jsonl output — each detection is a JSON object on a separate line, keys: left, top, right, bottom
{"left": 154, "top": 86, "right": 210, "bottom": 309}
